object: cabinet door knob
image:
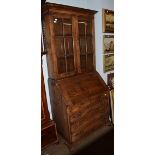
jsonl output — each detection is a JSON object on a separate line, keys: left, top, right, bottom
{"left": 104, "top": 93, "right": 107, "bottom": 96}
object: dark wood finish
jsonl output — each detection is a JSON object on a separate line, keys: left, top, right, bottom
{"left": 41, "top": 69, "right": 58, "bottom": 148}
{"left": 42, "top": 3, "right": 111, "bottom": 147}
{"left": 42, "top": 3, "right": 97, "bottom": 16}
{"left": 42, "top": 3, "right": 97, "bottom": 79}
{"left": 41, "top": 37, "right": 58, "bottom": 148}
{"left": 48, "top": 72, "right": 111, "bottom": 145}
{"left": 41, "top": 121, "right": 58, "bottom": 148}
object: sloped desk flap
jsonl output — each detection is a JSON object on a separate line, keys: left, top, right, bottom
{"left": 56, "top": 72, "right": 109, "bottom": 106}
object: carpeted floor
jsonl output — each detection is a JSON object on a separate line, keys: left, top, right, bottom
{"left": 42, "top": 126, "right": 114, "bottom": 155}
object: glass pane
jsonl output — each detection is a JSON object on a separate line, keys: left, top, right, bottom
{"left": 87, "top": 54, "right": 94, "bottom": 71}
{"left": 64, "top": 37, "right": 73, "bottom": 56}
{"left": 86, "top": 21, "right": 92, "bottom": 35}
{"left": 63, "top": 19, "right": 72, "bottom": 36}
{"left": 78, "top": 23, "right": 85, "bottom": 36}
{"left": 86, "top": 36, "right": 93, "bottom": 53}
{"left": 53, "top": 17, "right": 63, "bottom": 36}
{"left": 57, "top": 58, "right": 66, "bottom": 74}
{"left": 79, "top": 36, "right": 86, "bottom": 54}
{"left": 67, "top": 56, "right": 75, "bottom": 72}
{"left": 78, "top": 18, "right": 94, "bottom": 72}
{"left": 80, "top": 55, "right": 86, "bottom": 70}
{"left": 55, "top": 37, "right": 65, "bottom": 57}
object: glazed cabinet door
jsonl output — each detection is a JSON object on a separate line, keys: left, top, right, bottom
{"left": 78, "top": 16, "right": 95, "bottom": 72}
{"left": 52, "top": 15, "right": 76, "bottom": 77}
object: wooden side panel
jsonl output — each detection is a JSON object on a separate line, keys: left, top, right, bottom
{"left": 42, "top": 14, "right": 57, "bottom": 79}
{"left": 48, "top": 79, "right": 71, "bottom": 142}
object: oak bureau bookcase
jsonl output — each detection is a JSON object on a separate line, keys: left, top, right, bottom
{"left": 42, "top": 3, "right": 111, "bottom": 146}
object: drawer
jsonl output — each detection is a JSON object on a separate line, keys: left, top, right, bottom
{"left": 69, "top": 103, "right": 104, "bottom": 124}
{"left": 67, "top": 98, "right": 90, "bottom": 114}
{"left": 70, "top": 111, "right": 105, "bottom": 133}
{"left": 68, "top": 93, "right": 109, "bottom": 122}
{"left": 90, "top": 93, "right": 110, "bottom": 114}
{"left": 71, "top": 117, "right": 104, "bottom": 143}
{"left": 68, "top": 93, "right": 107, "bottom": 116}
{"left": 41, "top": 123, "right": 58, "bottom": 148}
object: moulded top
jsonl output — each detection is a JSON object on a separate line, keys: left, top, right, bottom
{"left": 42, "top": 2, "right": 98, "bottom": 15}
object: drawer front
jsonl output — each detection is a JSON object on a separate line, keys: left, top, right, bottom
{"left": 71, "top": 116, "right": 105, "bottom": 142}
{"left": 68, "top": 94, "right": 105, "bottom": 112}
{"left": 67, "top": 97, "right": 90, "bottom": 114}
{"left": 69, "top": 103, "right": 104, "bottom": 124}
{"left": 68, "top": 93, "right": 110, "bottom": 123}
{"left": 70, "top": 111, "right": 105, "bottom": 132}
{"left": 41, "top": 124, "right": 58, "bottom": 148}
{"left": 68, "top": 93, "right": 110, "bottom": 143}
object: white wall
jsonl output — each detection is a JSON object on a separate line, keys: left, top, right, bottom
{"left": 42, "top": 55, "right": 52, "bottom": 119}
{"left": 46, "top": 0, "right": 87, "bottom": 8}
{"left": 42, "top": 0, "right": 114, "bottom": 119}
{"left": 86, "top": 0, "right": 114, "bottom": 82}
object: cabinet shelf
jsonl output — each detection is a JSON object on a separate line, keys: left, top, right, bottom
{"left": 55, "top": 35, "right": 73, "bottom": 37}
{"left": 79, "top": 34, "right": 92, "bottom": 37}
{"left": 57, "top": 54, "right": 74, "bottom": 58}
